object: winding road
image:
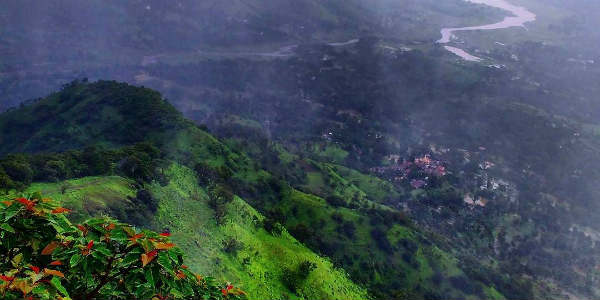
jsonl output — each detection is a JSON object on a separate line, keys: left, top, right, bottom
{"left": 437, "top": 0, "right": 536, "bottom": 61}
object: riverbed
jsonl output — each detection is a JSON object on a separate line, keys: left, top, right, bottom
{"left": 438, "top": 0, "right": 536, "bottom": 61}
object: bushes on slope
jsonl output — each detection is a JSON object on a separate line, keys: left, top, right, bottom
{"left": 0, "top": 193, "right": 245, "bottom": 300}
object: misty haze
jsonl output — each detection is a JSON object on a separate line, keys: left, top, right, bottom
{"left": 1, "top": 0, "right": 600, "bottom": 299}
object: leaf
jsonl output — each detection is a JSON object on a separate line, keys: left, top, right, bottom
{"left": 50, "top": 214, "right": 73, "bottom": 234}
{"left": 76, "top": 224, "right": 88, "bottom": 235}
{"left": 157, "top": 252, "right": 174, "bottom": 274}
{"left": 175, "top": 270, "right": 186, "bottom": 279}
{"left": 0, "top": 274, "right": 15, "bottom": 282}
{"left": 104, "top": 223, "right": 115, "bottom": 231}
{"left": 16, "top": 197, "right": 36, "bottom": 210}
{"left": 128, "top": 233, "right": 144, "bottom": 243}
{"left": 145, "top": 268, "right": 155, "bottom": 287}
{"left": 141, "top": 253, "right": 156, "bottom": 267}
{"left": 12, "top": 253, "right": 23, "bottom": 266}
{"left": 31, "top": 285, "right": 50, "bottom": 298}
{"left": 51, "top": 207, "right": 71, "bottom": 214}
{"left": 50, "top": 276, "right": 69, "bottom": 297}
{"left": 154, "top": 242, "right": 175, "bottom": 250}
{"left": 121, "top": 252, "right": 140, "bottom": 267}
{"left": 41, "top": 241, "right": 59, "bottom": 255}
{"left": 1, "top": 223, "right": 15, "bottom": 233}
{"left": 69, "top": 254, "right": 83, "bottom": 268}
{"left": 123, "top": 226, "right": 136, "bottom": 237}
{"left": 49, "top": 260, "right": 63, "bottom": 266}
{"left": 44, "top": 268, "right": 65, "bottom": 278}
{"left": 13, "top": 279, "right": 35, "bottom": 295}
{"left": 3, "top": 204, "right": 21, "bottom": 221}
{"left": 94, "top": 245, "right": 112, "bottom": 257}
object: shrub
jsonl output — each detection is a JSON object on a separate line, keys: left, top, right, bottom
{"left": 0, "top": 194, "right": 245, "bottom": 300}
{"left": 281, "top": 261, "right": 316, "bottom": 293}
{"left": 289, "top": 224, "right": 314, "bottom": 243}
{"left": 222, "top": 237, "right": 244, "bottom": 255}
{"left": 370, "top": 228, "right": 394, "bottom": 254}
{"left": 208, "top": 184, "right": 235, "bottom": 225}
{"left": 133, "top": 189, "right": 159, "bottom": 213}
{"left": 449, "top": 275, "right": 481, "bottom": 295}
{"left": 262, "top": 218, "right": 283, "bottom": 236}
{"left": 338, "top": 221, "right": 356, "bottom": 239}
{"left": 325, "top": 195, "right": 345, "bottom": 208}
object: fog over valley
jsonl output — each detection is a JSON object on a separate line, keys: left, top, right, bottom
{"left": 1, "top": 1, "right": 600, "bottom": 299}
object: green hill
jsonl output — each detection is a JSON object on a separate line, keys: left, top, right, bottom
{"left": 0, "top": 81, "right": 523, "bottom": 299}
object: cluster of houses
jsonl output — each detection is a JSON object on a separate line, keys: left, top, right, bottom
{"left": 370, "top": 154, "right": 447, "bottom": 189}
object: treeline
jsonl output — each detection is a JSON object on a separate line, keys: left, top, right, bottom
{"left": 0, "top": 142, "right": 168, "bottom": 193}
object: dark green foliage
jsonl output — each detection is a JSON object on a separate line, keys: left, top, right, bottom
{"left": 0, "top": 80, "right": 188, "bottom": 156}
{"left": 222, "top": 237, "right": 244, "bottom": 255}
{"left": 208, "top": 184, "right": 235, "bottom": 225}
{"left": 338, "top": 221, "right": 356, "bottom": 239}
{"left": 262, "top": 218, "right": 283, "bottom": 236}
{"left": 370, "top": 228, "right": 393, "bottom": 254}
{"left": 281, "top": 261, "right": 317, "bottom": 293}
{"left": 289, "top": 224, "right": 314, "bottom": 243}
{"left": 325, "top": 195, "right": 346, "bottom": 207}
{"left": 0, "top": 156, "right": 33, "bottom": 189}
{"left": 449, "top": 276, "right": 483, "bottom": 296}
{"left": 0, "top": 143, "right": 166, "bottom": 191}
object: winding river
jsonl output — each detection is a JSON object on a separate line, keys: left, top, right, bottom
{"left": 437, "top": 0, "right": 536, "bottom": 61}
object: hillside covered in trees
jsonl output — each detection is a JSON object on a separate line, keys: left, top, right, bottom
{"left": 0, "top": 81, "right": 561, "bottom": 299}
{"left": 2, "top": 1, "right": 600, "bottom": 299}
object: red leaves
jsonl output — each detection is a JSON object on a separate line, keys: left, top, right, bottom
{"left": 51, "top": 207, "right": 71, "bottom": 214}
{"left": 41, "top": 241, "right": 59, "bottom": 255}
{"left": 180, "top": 265, "right": 188, "bottom": 269}
{"left": 141, "top": 250, "right": 159, "bottom": 267}
{"left": 175, "top": 270, "right": 186, "bottom": 279}
{"left": 30, "top": 266, "right": 40, "bottom": 274}
{"left": 154, "top": 242, "right": 175, "bottom": 250}
{"left": 221, "top": 284, "right": 234, "bottom": 296}
{"left": 49, "top": 260, "right": 63, "bottom": 266}
{"left": 159, "top": 232, "right": 171, "bottom": 237}
{"left": 128, "top": 233, "right": 144, "bottom": 243}
{"left": 77, "top": 224, "right": 88, "bottom": 236}
{"left": 0, "top": 275, "right": 15, "bottom": 282}
{"left": 82, "top": 240, "right": 94, "bottom": 256}
{"left": 156, "top": 294, "right": 169, "bottom": 300}
{"left": 43, "top": 268, "right": 64, "bottom": 278}
{"left": 16, "top": 197, "right": 35, "bottom": 211}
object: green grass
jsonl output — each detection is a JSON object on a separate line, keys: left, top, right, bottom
{"left": 12, "top": 163, "right": 368, "bottom": 300}
{"left": 327, "top": 163, "right": 403, "bottom": 203}
{"left": 17, "top": 176, "right": 136, "bottom": 222}
{"left": 309, "top": 143, "right": 349, "bottom": 164}
{"left": 150, "top": 163, "right": 369, "bottom": 300}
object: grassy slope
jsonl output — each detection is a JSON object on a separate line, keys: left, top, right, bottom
{"left": 0, "top": 81, "right": 514, "bottom": 299}
{"left": 10, "top": 163, "right": 368, "bottom": 300}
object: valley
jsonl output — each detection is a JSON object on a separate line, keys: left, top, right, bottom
{"left": 1, "top": 1, "right": 600, "bottom": 299}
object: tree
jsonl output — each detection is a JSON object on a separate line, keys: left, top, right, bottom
{"left": 0, "top": 194, "right": 245, "bottom": 300}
